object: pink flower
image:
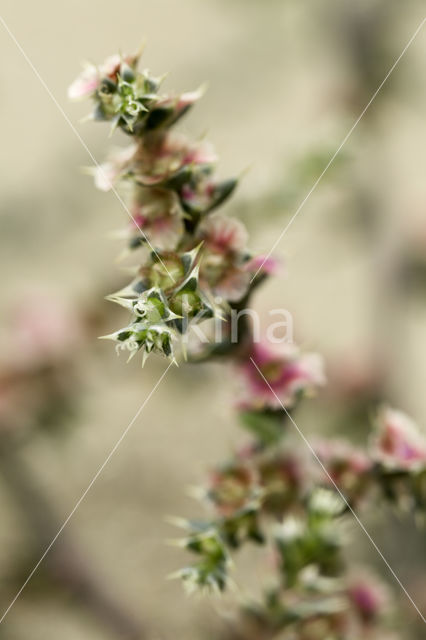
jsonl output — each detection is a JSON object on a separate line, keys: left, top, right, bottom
{"left": 372, "top": 407, "right": 426, "bottom": 470}
{"left": 128, "top": 191, "right": 184, "bottom": 251}
{"left": 196, "top": 215, "right": 252, "bottom": 301}
{"left": 238, "top": 342, "right": 325, "bottom": 409}
{"left": 179, "top": 177, "right": 215, "bottom": 212}
{"left": 210, "top": 266, "right": 250, "bottom": 302}
{"left": 347, "top": 572, "right": 389, "bottom": 624}
{"left": 208, "top": 461, "right": 258, "bottom": 517}
{"left": 198, "top": 215, "right": 248, "bottom": 254}
{"left": 134, "top": 133, "right": 217, "bottom": 187}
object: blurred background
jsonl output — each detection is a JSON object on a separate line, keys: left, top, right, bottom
{"left": 0, "top": 0, "right": 426, "bottom": 638}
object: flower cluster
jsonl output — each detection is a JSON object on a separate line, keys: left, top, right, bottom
{"left": 242, "top": 501, "right": 391, "bottom": 639}
{"left": 75, "top": 49, "right": 426, "bottom": 640}
{"left": 69, "top": 51, "right": 272, "bottom": 363}
{"left": 172, "top": 397, "right": 426, "bottom": 636}
{"left": 373, "top": 407, "right": 426, "bottom": 470}
{"left": 237, "top": 341, "right": 326, "bottom": 410}
{"left": 314, "top": 439, "right": 374, "bottom": 506}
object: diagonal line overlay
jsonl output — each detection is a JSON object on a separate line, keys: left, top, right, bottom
{"left": 0, "top": 361, "right": 174, "bottom": 624}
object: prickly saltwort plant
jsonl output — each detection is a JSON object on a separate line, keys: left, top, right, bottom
{"left": 70, "top": 51, "right": 426, "bottom": 639}
{"left": 69, "top": 48, "right": 278, "bottom": 364}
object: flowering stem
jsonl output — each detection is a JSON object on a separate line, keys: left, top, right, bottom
{"left": 70, "top": 46, "right": 426, "bottom": 638}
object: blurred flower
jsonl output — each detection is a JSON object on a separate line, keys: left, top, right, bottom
{"left": 95, "top": 134, "right": 216, "bottom": 193}
{"left": 11, "top": 292, "right": 82, "bottom": 367}
{"left": 94, "top": 144, "right": 137, "bottom": 191}
{"left": 208, "top": 461, "right": 258, "bottom": 517}
{"left": 346, "top": 571, "right": 389, "bottom": 625}
{"left": 258, "top": 453, "right": 305, "bottom": 515}
{"left": 126, "top": 190, "right": 184, "bottom": 251}
{"left": 314, "top": 439, "right": 373, "bottom": 504}
{"left": 237, "top": 342, "right": 325, "bottom": 409}
{"left": 199, "top": 214, "right": 248, "bottom": 254}
{"left": 133, "top": 133, "right": 217, "bottom": 187}
{"left": 372, "top": 407, "right": 426, "bottom": 471}
{"left": 0, "top": 291, "right": 84, "bottom": 432}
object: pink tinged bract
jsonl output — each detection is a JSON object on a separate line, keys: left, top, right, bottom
{"left": 199, "top": 214, "right": 248, "bottom": 254}
{"left": 94, "top": 145, "right": 137, "bottom": 191}
{"left": 68, "top": 64, "right": 99, "bottom": 100}
{"left": 132, "top": 210, "right": 183, "bottom": 251}
{"left": 245, "top": 254, "right": 280, "bottom": 276}
{"left": 68, "top": 52, "right": 138, "bottom": 101}
{"left": 239, "top": 342, "right": 325, "bottom": 409}
{"left": 211, "top": 266, "right": 251, "bottom": 302}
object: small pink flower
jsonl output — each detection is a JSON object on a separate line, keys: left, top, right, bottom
{"left": 198, "top": 215, "right": 248, "bottom": 254}
{"left": 128, "top": 192, "right": 183, "bottom": 251}
{"left": 208, "top": 462, "right": 258, "bottom": 517}
{"left": 179, "top": 176, "right": 219, "bottom": 213}
{"left": 210, "top": 265, "right": 251, "bottom": 302}
{"left": 238, "top": 342, "right": 325, "bottom": 409}
{"left": 347, "top": 572, "right": 389, "bottom": 624}
{"left": 372, "top": 407, "right": 426, "bottom": 471}
{"left": 196, "top": 216, "right": 251, "bottom": 301}
{"left": 136, "top": 133, "right": 216, "bottom": 185}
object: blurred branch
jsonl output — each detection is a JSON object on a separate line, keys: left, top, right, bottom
{"left": 0, "top": 434, "right": 147, "bottom": 640}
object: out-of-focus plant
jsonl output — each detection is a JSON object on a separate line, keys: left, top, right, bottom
{"left": 0, "top": 291, "right": 83, "bottom": 439}
{"left": 70, "top": 49, "right": 426, "bottom": 639}
{"left": 0, "top": 292, "right": 147, "bottom": 639}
